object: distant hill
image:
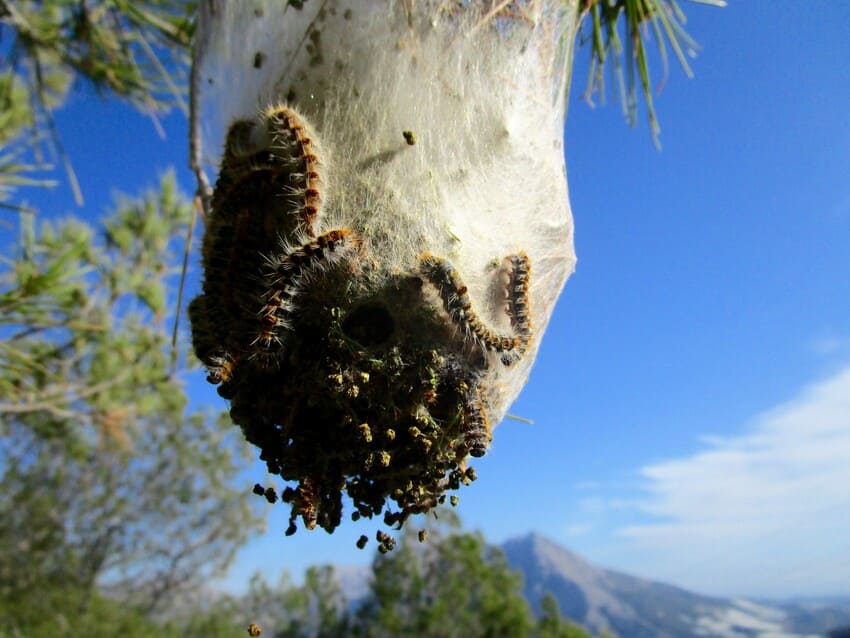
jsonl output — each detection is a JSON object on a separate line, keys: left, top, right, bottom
{"left": 500, "top": 533, "right": 850, "bottom": 638}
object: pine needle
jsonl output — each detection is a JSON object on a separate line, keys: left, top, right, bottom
{"left": 578, "top": 0, "right": 726, "bottom": 147}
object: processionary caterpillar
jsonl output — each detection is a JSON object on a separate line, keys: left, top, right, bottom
{"left": 420, "top": 252, "right": 533, "bottom": 366}
{"left": 252, "top": 229, "right": 361, "bottom": 360}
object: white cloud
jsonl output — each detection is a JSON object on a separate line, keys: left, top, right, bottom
{"left": 810, "top": 332, "right": 850, "bottom": 357}
{"left": 615, "top": 367, "right": 850, "bottom": 598}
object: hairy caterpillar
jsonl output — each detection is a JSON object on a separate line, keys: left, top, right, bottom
{"left": 212, "top": 105, "right": 325, "bottom": 235}
{"left": 500, "top": 252, "right": 534, "bottom": 366}
{"left": 264, "top": 106, "right": 325, "bottom": 234}
{"left": 187, "top": 295, "right": 235, "bottom": 385}
{"left": 420, "top": 252, "right": 533, "bottom": 366}
{"left": 253, "top": 228, "right": 361, "bottom": 359}
{"left": 191, "top": 104, "right": 355, "bottom": 371}
{"left": 463, "top": 387, "right": 492, "bottom": 458}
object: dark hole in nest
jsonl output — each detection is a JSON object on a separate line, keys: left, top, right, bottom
{"left": 342, "top": 303, "right": 395, "bottom": 347}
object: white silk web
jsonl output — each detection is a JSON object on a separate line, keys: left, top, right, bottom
{"left": 191, "top": 0, "right": 578, "bottom": 420}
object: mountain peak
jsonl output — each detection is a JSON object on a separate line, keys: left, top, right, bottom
{"left": 501, "top": 534, "right": 849, "bottom": 638}
{"left": 503, "top": 533, "right": 605, "bottom": 592}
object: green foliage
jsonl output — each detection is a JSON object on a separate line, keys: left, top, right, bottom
{"left": 537, "top": 593, "right": 594, "bottom": 638}
{"left": 202, "top": 526, "right": 602, "bottom": 638}
{"left": 1, "top": 0, "right": 192, "bottom": 112}
{"left": 0, "top": 0, "right": 194, "bottom": 206}
{"left": 343, "top": 519, "right": 600, "bottom": 637}
{"left": 353, "top": 525, "right": 535, "bottom": 638}
{"left": 235, "top": 568, "right": 351, "bottom": 638}
{"left": 0, "top": 587, "right": 180, "bottom": 638}
{"left": 0, "top": 174, "right": 263, "bottom": 634}
{"left": 578, "top": 0, "right": 725, "bottom": 145}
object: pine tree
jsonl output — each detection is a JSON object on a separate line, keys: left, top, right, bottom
{"left": 0, "top": 174, "right": 263, "bottom": 634}
{"left": 0, "top": 0, "right": 193, "bottom": 208}
{"left": 536, "top": 593, "right": 594, "bottom": 638}
{"left": 353, "top": 523, "right": 535, "bottom": 638}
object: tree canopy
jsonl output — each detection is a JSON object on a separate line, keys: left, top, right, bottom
{"left": 0, "top": 173, "right": 263, "bottom": 634}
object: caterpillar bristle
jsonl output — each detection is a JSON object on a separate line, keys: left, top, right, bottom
{"left": 264, "top": 105, "right": 325, "bottom": 235}
{"left": 251, "top": 229, "right": 360, "bottom": 364}
{"left": 420, "top": 253, "right": 521, "bottom": 360}
{"left": 463, "top": 387, "right": 491, "bottom": 458}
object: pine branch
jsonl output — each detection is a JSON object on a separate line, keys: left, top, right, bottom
{"left": 577, "top": 0, "right": 726, "bottom": 147}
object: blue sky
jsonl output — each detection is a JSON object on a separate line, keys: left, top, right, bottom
{"left": 8, "top": 2, "right": 850, "bottom": 600}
